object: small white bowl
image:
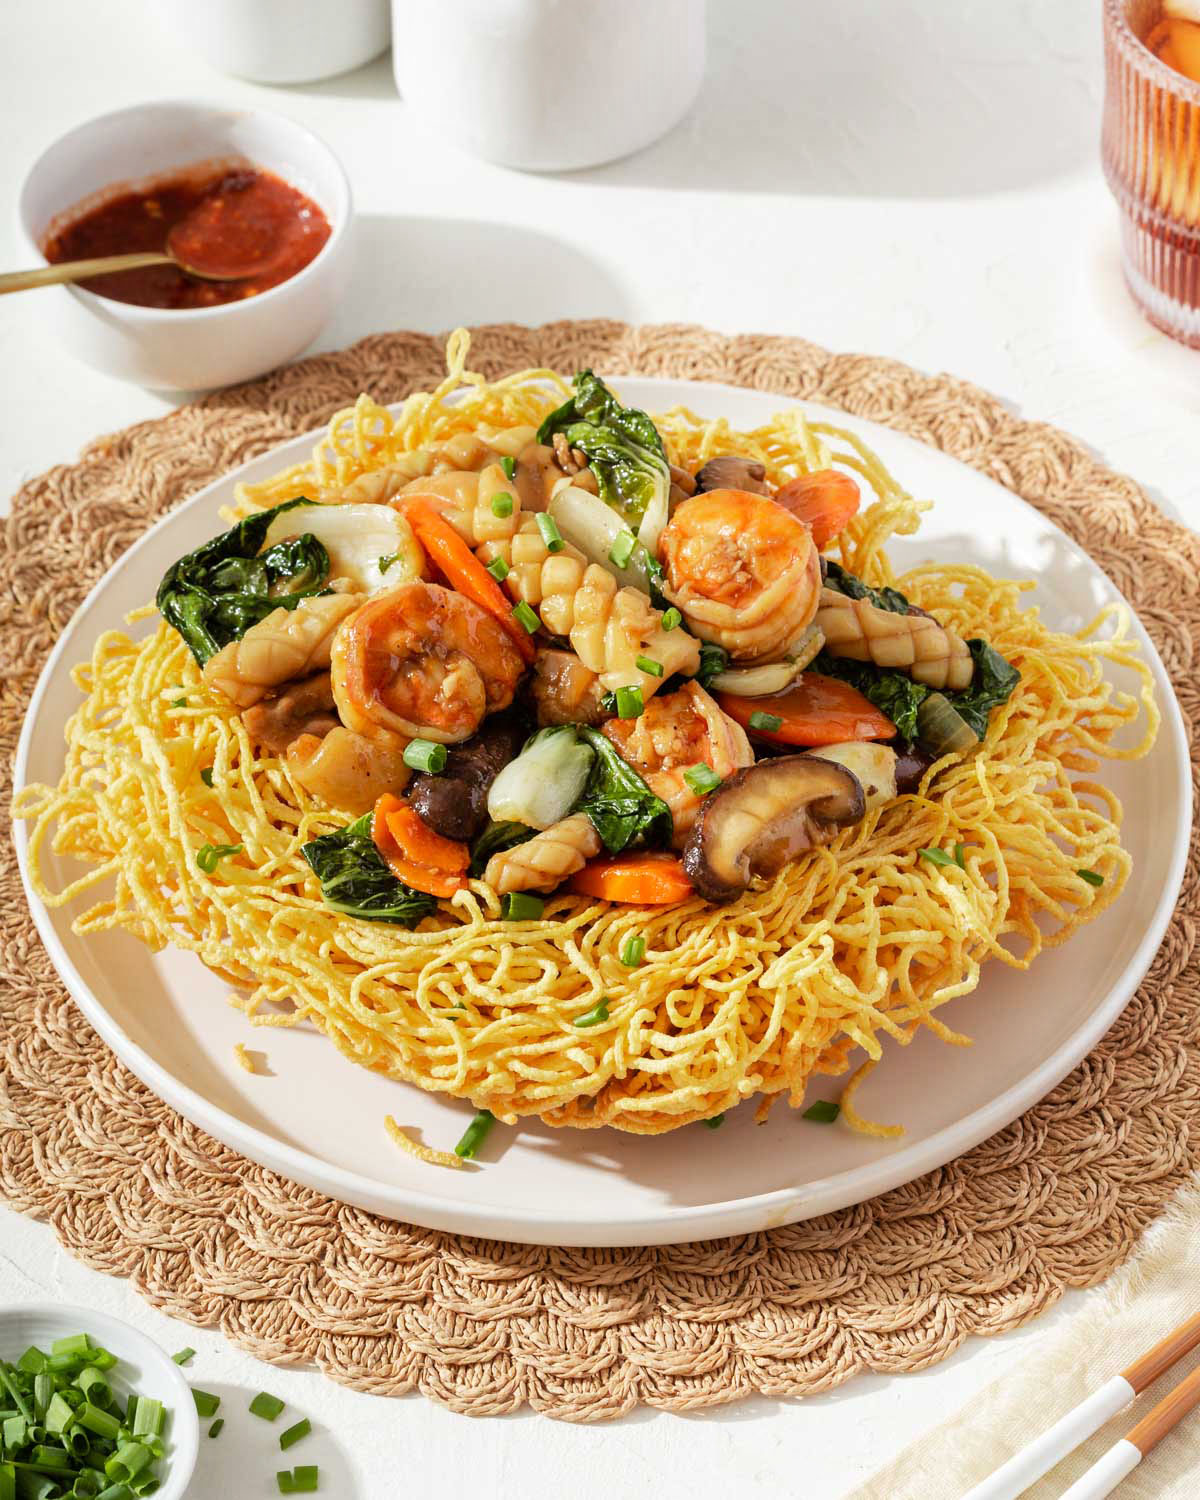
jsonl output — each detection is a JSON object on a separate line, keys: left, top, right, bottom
{"left": 157, "top": 0, "right": 391, "bottom": 83}
{"left": 0, "top": 1302, "right": 199, "bottom": 1499}
{"left": 17, "top": 100, "right": 353, "bottom": 391}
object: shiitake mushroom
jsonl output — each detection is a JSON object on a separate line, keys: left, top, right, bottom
{"left": 682, "top": 755, "right": 865, "bottom": 903}
{"left": 693, "top": 455, "right": 770, "bottom": 496}
{"left": 409, "top": 709, "right": 527, "bottom": 842}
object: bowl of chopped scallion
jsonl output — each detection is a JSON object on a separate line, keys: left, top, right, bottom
{"left": 0, "top": 1304, "right": 198, "bottom": 1500}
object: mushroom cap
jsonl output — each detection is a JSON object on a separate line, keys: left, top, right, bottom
{"left": 694, "top": 455, "right": 770, "bottom": 496}
{"left": 681, "top": 754, "right": 865, "bottom": 903}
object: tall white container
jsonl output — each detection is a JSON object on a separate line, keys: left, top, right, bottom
{"left": 391, "top": 0, "right": 707, "bottom": 171}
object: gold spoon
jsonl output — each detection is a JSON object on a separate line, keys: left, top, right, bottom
{"left": 0, "top": 246, "right": 239, "bottom": 296}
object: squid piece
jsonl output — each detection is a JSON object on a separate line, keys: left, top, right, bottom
{"left": 656, "top": 490, "right": 821, "bottom": 663}
{"left": 241, "top": 672, "right": 338, "bottom": 754}
{"left": 202, "top": 592, "right": 367, "bottom": 709}
{"left": 531, "top": 649, "right": 607, "bottom": 727}
{"left": 484, "top": 813, "right": 603, "bottom": 895}
{"left": 815, "top": 586, "right": 973, "bottom": 691}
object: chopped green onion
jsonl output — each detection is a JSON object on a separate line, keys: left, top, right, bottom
{"left": 500, "top": 455, "right": 517, "bottom": 480}
{"left": 277, "top": 1474, "right": 296, "bottom": 1495}
{"left": 169, "top": 1350, "right": 194, "bottom": 1367}
{"left": 17, "top": 1349, "right": 48, "bottom": 1376}
{"left": 191, "top": 1391, "right": 219, "bottom": 1419}
{"left": 171, "top": 698, "right": 187, "bottom": 710}
{"left": 2, "top": 1414, "right": 26, "bottom": 1448}
{"left": 199, "top": 768, "right": 214, "bottom": 788}
{"left": 683, "top": 763, "right": 722, "bottom": 797}
{"left": 635, "top": 655, "right": 663, "bottom": 678}
{"left": 291, "top": 1469, "right": 319, "bottom": 1494}
{"left": 702, "top": 1114, "right": 725, "bottom": 1129}
{"left": 104, "top": 1443, "right": 150, "bottom": 1483}
{"left": 486, "top": 556, "right": 510, "bottom": 582}
{"left": 87, "top": 1352, "right": 117, "bottom": 1375}
{"left": 377, "top": 550, "right": 402, "bottom": 574}
{"left": 535, "top": 513, "right": 565, "bottom": 553}
{"left": 954, "top": 842, "right": 967, "bottom": 870}
{"left": 1077, "top": 868, "right": 1104, "bottom": 886}
{"left": 195, "top": 843, "right": 242, "bottom": 874}
{"left": 748, "top": 711, "right": 783, "bottom": 733}
{"left": 51, "top": 1338, "right": 91, "bottom": 1361}
{"left": 33, "top": 1445, "right": 75, "bottom": 1468}
{"left": 75, "top": 1369, "right": 111, "bottom": 1408}
{"left": 454, "top": 1110, "right": 495, "bottom": 1161}
{"left": 403, "top": 738, "right": 448, "bottom": 775}
{"left": 614, "top": 685, "right": 644, "bottom": 719}
{"left": 0, "top": 1365, "right": 32, "bottom": 1422}
{"left": 574, "top": 999, "right": 610, "bottom": 1028}
{"left": 660, "top": 607, "right": 682, "bottom": 631}
{"left": 620, "top": 935, "right": 645, "bottom": 968}
{"left": 502, "top": 891, "right": 544, "bottom": 921}
{"left": 917, "top": 847, "right": 955, "bottom": 868}
{"left": 802, "top": 1099, "right": 840, "bottom": 1124}
{"left": 279, "top": 1418, "right": 311, "bottom": 1451}
{"left": 77, "top": 1406, "right": 120, "bottom": 1441}
{"left": 490, "top": 491, "right": 514, "bottom": 518}
{"left": 96, "top": 1484, "right": 132, "bottom": 1500}
{"left": 44, "top": 1393, "right": 75, "bottom": 1435}
{"left": 249, "top": 1392, "right": 286, "bottom": 1422}
{"left": 33, "top": 1372, "right": 53, "bottom": 1419}
{"left": 208, "top": 1419, "right": 224, "bottom": 1439}
{"left": 129, "top": 1401, "right": 161, "bottom": 1441}
{"left": 512, "top": 600, "right": 541, "bottom": 634}
{"left": 131, "top": 1477, "right": 159, "bottom": 1498}
{"left": 608, "top": 530, "right": 637, "bottom": 569}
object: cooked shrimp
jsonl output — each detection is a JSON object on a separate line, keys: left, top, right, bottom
{"left": 531, "top": 649, "right": 607, "bottom": 727}
{"left": 330, "top": 581, "right": 525, "bottom": 746}
{"left": 657, "top": 489, "right": 821, "bottom": 663}
{"left": 603, "top": 681, "right": 753, "bottom": 845}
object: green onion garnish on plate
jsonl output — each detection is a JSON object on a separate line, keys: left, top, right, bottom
{"left": 250, "top": 1392, "right": 286, "bottom": 1421}
{"left": 574, "top": 998, "right": 610, "bottom": 1028}
{"left": 454, "top": 1109, "right": 495, "bottom": 1160}
{"left": 802, "top": 1100, "right": 840, "bottom": 1124}
{"left": 403, "top": 739, "right": 447, "bottom": 774}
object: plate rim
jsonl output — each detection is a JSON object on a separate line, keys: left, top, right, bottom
{"left": 12, "top": 375, "right": 1193, "bottom": 1246}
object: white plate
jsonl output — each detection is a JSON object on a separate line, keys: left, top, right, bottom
{"left": 13, "top": 378, "right": 1191, "bottom": 1248}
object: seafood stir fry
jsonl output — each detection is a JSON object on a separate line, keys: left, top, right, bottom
{"left": 157, "top": 372, "right": 1019, "bottom": 919}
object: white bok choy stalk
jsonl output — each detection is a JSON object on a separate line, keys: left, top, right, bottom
{"left": 262, "top": 503, "right": 424, "bottom": 596}
{"left": 708, "top": 625, "right": 825, "bottom": 696}
{"left": 486, "top": 728, "right": 596, "bottom": 830}
{"left": 548, "top": 482, "right": 658, "bottom": 594}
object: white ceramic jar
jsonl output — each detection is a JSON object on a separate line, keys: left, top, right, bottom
{"left": 156, "top": 0, "right": 391, "bottom": 84}
{"left": 391, "top": 0, "right": 707, "bottom": 171}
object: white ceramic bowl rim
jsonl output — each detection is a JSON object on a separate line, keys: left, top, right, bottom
{"left": 0, "top": 1301, "right": 199, "bottom": 1500}
{"left": 17, "top": 97, "right": 352, "bottom": 324}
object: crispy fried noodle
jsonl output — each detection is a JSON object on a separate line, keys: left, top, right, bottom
{"left": 15, "top": 330, "right": 1159, "bottom": 1146}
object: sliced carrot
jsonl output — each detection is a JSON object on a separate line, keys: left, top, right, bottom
{"left": 717, "top": 673, "right": 895, "bottom": 747}
{"left": 772, "top": 469, "right": 860, "bottom": 549}
{"left": 372, "top": 793, "right": 470, "bottom": 898}
{"left": 399, "top": 497, "right": 536, "bottom": 663}
{"left": 569, "top": 853, "right": 694, "bottom": 905}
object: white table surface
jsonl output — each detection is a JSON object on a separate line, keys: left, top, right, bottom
{"left": 2, "top": 1, "right": 1198, "bottom": 1496}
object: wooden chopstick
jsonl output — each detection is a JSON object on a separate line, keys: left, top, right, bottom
{"left": 1057, "top": 1362, "right": 1200, "bottom": 1499}
{"left": 962, "top": 1310, "right": 1200, "bottom": 1500}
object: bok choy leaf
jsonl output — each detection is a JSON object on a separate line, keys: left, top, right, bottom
{"left": 575, "top": 726, "right": 673, "bottom": 853}
{"left": 301, "top": 813, "right": 435, "bottom": 927}
{"left": 156, "top": 498, "right": 329, "bottom": 665}
{"left": 537, "top": 371, "right": 672, "bottom": 550}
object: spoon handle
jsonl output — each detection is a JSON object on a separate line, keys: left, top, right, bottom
{"left": 0, "top": 252, "right": 174, "bottom": 295}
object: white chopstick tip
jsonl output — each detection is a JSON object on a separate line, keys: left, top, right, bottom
{"left": 961, "top": 1376, "right": 1135, "bottom": 1500}
{"left": 1057, "top": 1438, "right": 1141, "bottom": 1500}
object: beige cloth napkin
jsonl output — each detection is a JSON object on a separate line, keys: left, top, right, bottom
{"left": 848, "top": 1179, "right": 1200, "bottom": 1499}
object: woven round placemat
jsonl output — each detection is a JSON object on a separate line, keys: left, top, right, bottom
{"left": 2, "top": 321, "right": 1198, "bottom": 1422}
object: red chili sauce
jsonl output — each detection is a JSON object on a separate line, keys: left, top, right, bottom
{"left": 43, "top": 165, "right": 332, "bottom": 310}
